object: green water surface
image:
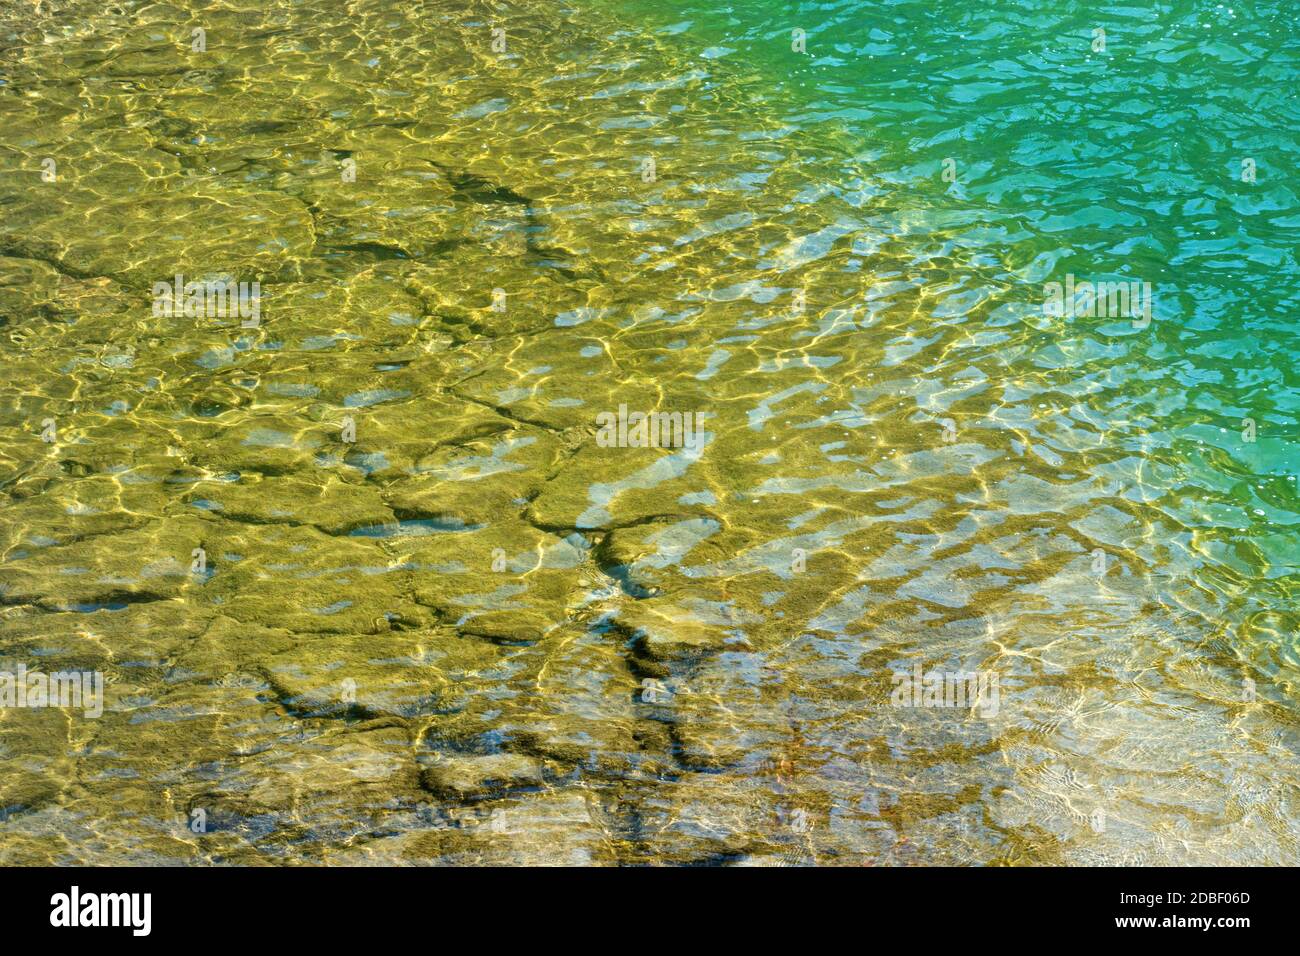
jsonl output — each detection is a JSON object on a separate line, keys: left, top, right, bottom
{"left": 0, "top": 0, "right": 1296, "bottom": 864}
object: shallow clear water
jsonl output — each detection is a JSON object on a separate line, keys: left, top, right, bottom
{"left": 0, "top": 0, "right": 1296, "bottom": 864}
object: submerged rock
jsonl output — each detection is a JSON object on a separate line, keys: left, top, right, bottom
{"left": 419, "top": 752, "right": 544, "bottom": 800}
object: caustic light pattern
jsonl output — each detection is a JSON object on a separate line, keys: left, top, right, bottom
{"left": 0, "top": 0, "right": 1296, "bottom": 865}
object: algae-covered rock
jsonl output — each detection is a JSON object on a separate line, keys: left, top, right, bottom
{"left": 419, "top": 752, "right": 544, "bottom": 799}
{"left": 615, "top": 599, "right": 735, "bottom": 672}
{"left": 180, "top": 475, "right": 394, "bottom": 535}
{"left": 402, "top": 791, "right": 611, "bottom": 866}
{"left": 199, "top": 725, "right": 420, "bottom": 818}
{"left": 261, "top": 631, "right": 449, "bottom": 720}
{"left": 0, "top": 256, "right": 61, "bottom": 322}
{"left": 383, "top": 428, "right": 563, "bottom": 527}
{"left": 0, "top": 514, "right": 213, "bottom": 610}
{"left": 0, "top": 707, "right": 77, "bottom": 822}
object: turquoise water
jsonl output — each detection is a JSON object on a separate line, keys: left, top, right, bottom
{"left": 0, "top": 0, "right": 1296, "bottom": 864}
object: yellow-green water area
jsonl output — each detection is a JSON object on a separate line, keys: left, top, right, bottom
{"left": 0, "top": 0, "right": 1296, "bottom": 864}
